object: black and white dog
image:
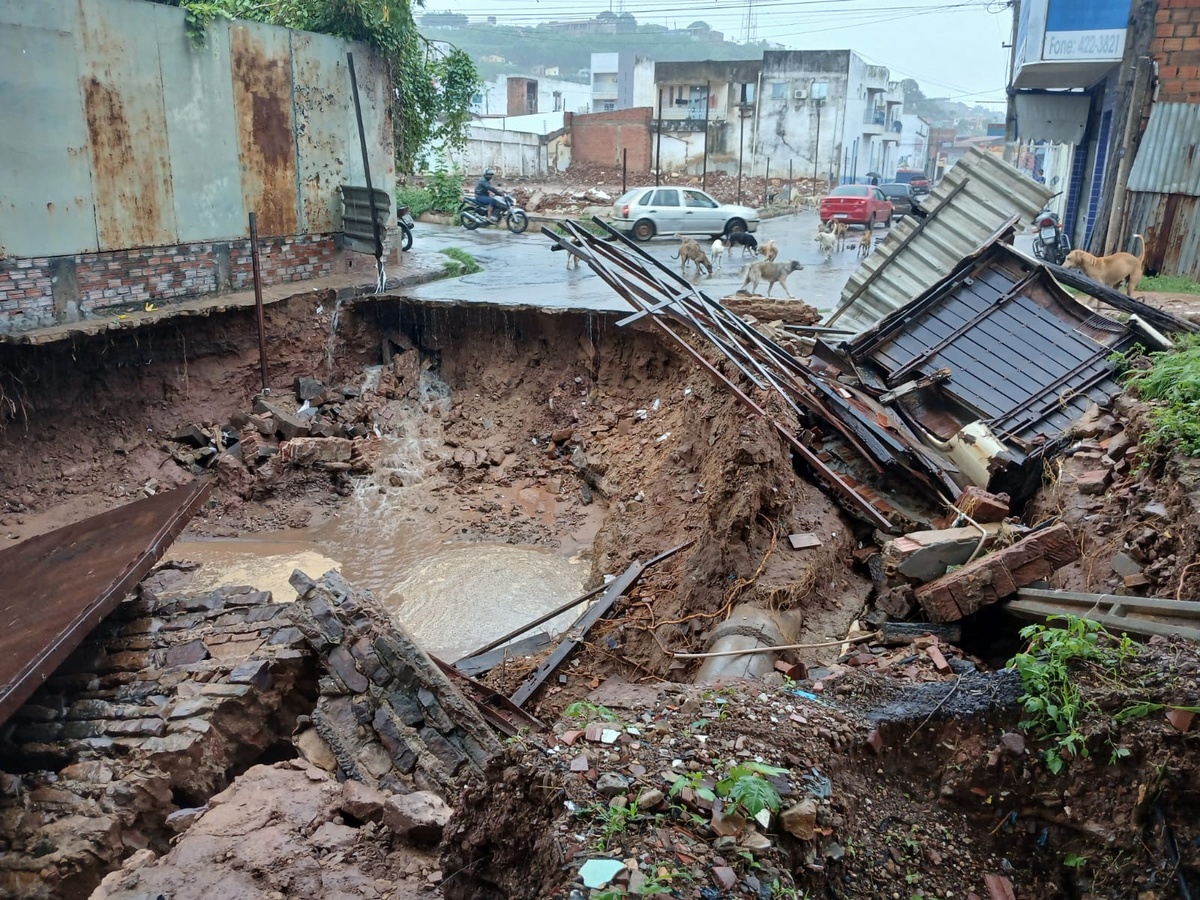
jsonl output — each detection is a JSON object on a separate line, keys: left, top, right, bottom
{"left": 725, "top": 231, "right": 759, "bottom": 256}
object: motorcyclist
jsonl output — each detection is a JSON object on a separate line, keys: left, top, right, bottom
{"left": 474, "top": 168, "right": 508, "bottom": 223}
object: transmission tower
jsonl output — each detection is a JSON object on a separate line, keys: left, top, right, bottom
{"left": 741, "top": 0, "right": 758, "bottom": 44}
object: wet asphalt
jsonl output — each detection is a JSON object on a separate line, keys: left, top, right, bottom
{"left": 401, "top": 209, "right": 881, "bottom": 316}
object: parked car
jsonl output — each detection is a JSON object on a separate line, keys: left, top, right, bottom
{"left": 610, "top": 186, "right": 760, "bottom": 242}
{"left": 877, "top": 182, "right": 919, "bottom": 219}
{"left": 893, "top": 168, "right": 932, "bottom": 196}
{"left": 818, "top": 185, "right": 894, "bottom": 228}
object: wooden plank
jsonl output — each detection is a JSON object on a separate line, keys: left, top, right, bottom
{"left": 453, "top": 633, "right": 551, "bottom": 678}
{"left": 1006, "top": 599, "right": 1200, "bottom": 642}
{"left": 1016, "top": 588, "right": 1200, "bottom": 620}
{"left": 509, "top": 560, "right": 645, "bottom": 708}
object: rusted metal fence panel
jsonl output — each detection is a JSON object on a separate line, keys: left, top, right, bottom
{"left": 1127, "top": 102, "right": 1200, "bottom": 197}
{"left": 1127, "top": 190, "right": 1200, "bottom": 280}
{"left": 0, "top": 0, "right": 395, "bottom": 258}
{"left": 230, "top": 23, "right": 300, "bottom": 238}
{"left": 77, "top": 0, "right": 179, "bottom": 250}
{"left": 155, "top": 13, "right": 245, "bottom": 242}
{"left": 0, "top": 0, "right": 99, "bottom": 257}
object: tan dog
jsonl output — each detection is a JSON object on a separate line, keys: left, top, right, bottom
{"left": 832, "top": 220, "right": 848, "bottom": 251}
{"left": 740, "top": 259, "right": 804, "bottom": 298}
{"left": 759, "top": 239, "right": 779, "bottom": 262}
{"left": 857, "top": 229, "right": 872, "bottom": 259}
{"left": 1063, "top": 235, "right": 1145, "bottom": 295}
{"left": 672, "top": 236, "right": 712, "bottom": 275}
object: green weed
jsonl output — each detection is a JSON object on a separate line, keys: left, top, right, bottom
{"left": 563, "top": 701, "right": 619, "bottom": 722}
{"left": 586, "top": 798, "right": 641, "bottom": 851}
{"left": 1008, "top": 616, "right": 1137, "bottom": 773}
{"left": 438, "top": 247, "right": 482, "bottom": 276}
{"left": 669, "top": 761, "right": 787, "bottom": 818}
{"left": 1141, "top": 274, "right": 1200, "bottom": 295}
{"left": 395, "top": 186, "right": 434, "bottom": 218}
{"left": 427, "top": 164, "right": 467, "bottom": 212}
{"left": 1119, "top": 334, "right": 1200, "bottom": 457}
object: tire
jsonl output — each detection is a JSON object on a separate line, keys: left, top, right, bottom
{"left": 885, "top": 214, "right": 893, "bottom": 229}
{"left": 725, "top": 218, "right": 748, "bottom": 235}
{"left": 459, "top": 210, "right": 479, "bottom": 231}
{"left": 632, "top": 218, "right": 656, "bottom": 242}
{"left": 507, "top": 210, "right": 529, "bottom": 234}
{"left": 867, "top": 214, "right": 876, "bottom": 230}
{"left": 399, "top": 224, "right": 413, "bottom": 251}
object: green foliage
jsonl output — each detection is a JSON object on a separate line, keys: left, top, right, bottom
{"left": 726, "top": 773, "right": 783, "bottom": 818}
{"left": 670, "top": 761, "right": 786, "bottom": 818}
{"left": 427, "top": 165, "right": 467, "bottom": 211}
{"left": 1063, "top": 852, "right": 1088, "bottom": 868}
{"left": 438, "top": 247, "right": 481, "bottom": 276}
{"left": 395, "top": 186, "right": 433, "bottom": 218}
{"left": 563, "top": 701, "right": 619, "bottom": 722}
{"left": 1141, "top": 274, "right": 1200, "bottom": 294}
{"left": 150, "top": 0, "right": 479, "bottom": 174}
{"left": 586, "top": 799, "right": 640, "bottom": 851}
{"left": 1121, "top": 334, "right": 1200, "bottom": 457}
{"left": 1008, "top": 616, "right": 1137, "bottom": 773}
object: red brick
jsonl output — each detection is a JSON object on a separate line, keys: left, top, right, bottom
{"left": 925, "top": 644, "right": 952, "bottom": 675}
{"left": 1162, "top": 37, "right": 1186, "bottom": 51}
{"left": 954, "top": 486, "right": 1010, "bottom": 523}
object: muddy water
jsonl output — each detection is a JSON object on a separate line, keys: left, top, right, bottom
{"left": 166, "top": 370, "right": 592, "bottom": 661}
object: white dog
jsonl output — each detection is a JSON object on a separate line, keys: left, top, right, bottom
{"left": 814, "top": 230, "right": 837, "bottom": 261}
{"left": 710, "top": 237, "right": 726, "bottom": 271}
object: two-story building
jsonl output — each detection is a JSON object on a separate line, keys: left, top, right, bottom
{"left": 590, "top": 52, "right": 656, "bottom": 112}
{"left": 649, "top": 59, "right": 763, "bottom": 175}
{"left": 471, "top": 73, "right": 593, "bottom": 118}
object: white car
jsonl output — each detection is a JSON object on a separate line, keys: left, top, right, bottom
{"left": 610, "top": 186, "right": 760, "bottom": 242}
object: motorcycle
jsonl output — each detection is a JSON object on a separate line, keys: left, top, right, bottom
{"left": 457, "top": 194, "right": 529, "bottom": 234}
{"left": 1031, "top": 194, "right": 1070, "bottom": 265}
{"left": 398, "top": 205, "right": 415, "bottom": 252}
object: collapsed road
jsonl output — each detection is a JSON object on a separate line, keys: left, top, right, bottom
{"left": 0, "top": 154, "right": 1198, "bottom": 900}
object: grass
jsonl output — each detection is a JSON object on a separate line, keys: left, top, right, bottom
{"left": 438, "top": 247, "right": 482, "bottom": 276}
{"left": 1118, "top": 333, "right": 1200, "bottom": 457}
{"left": 395, "top": 186, "right": 434, "bottom": 218}
{"left": 1141, "top": 274, "right": 1200, "bottom": 294}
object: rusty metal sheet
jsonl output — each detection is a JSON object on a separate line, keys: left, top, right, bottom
{"left": 1127, "top": 102, "right": 1200, "bottom": 197}
{"left": 0, "top": 0, "right": 99, "bottom": 257}
{"left": 1127, "top": 190, "right": 1200, "bottom": 281}
{"left": 0, "top": 482, "right": 210, "bottom": 726}
{"left": 155, "top": 11, "right": 245, "bottom": 242}
{"left": 77, "top": 0, "right": 178, "bottom": 251}
{"left": 231, "top": 22, "right": 300, "bottom": 237}
{"left": 292, "top": 31, "right": 352, "bottom": 234}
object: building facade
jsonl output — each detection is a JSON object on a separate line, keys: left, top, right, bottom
{"left": 471, "top": 73, "right": 594, "bottom": 117}
{"left": 650, "top": 59, "right": 763, "bottom": 175}
{"left": 590, "top": 52, "right": 656, "bottom": 112}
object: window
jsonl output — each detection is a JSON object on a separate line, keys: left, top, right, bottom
{"left": 683, "top": 190, "right": 718, "bottom": 209}
{"left": 770, "top": 82, "right": 787, "bottom": 100}
{"left": 603, "top": 101, "right": 615, "bottom": 111}
{"left": 651, "top": 189, "right": 679, "bottom": 206}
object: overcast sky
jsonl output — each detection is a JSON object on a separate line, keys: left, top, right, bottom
{"left": 422, "top": 0, "right": 1014, "bottom": 105}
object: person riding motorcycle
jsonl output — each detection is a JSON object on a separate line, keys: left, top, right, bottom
{"left": 474, "top": 168, "right": 509, "bottom": 223}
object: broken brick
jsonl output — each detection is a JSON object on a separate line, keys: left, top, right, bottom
{"left": 954, "top": 486, "right": 1010, "bottom": 523}
{"left": 1166, "top": 709, "right": 1195, "bottom": 733}
{"left": 984, "top": 873, "right": 1017, "bottom": 900}
{"left": 1076, "top": 469, "right": 1111, "bottom": 495}
{"left": 925, "top": 644, "right": 952, "bottom": 675}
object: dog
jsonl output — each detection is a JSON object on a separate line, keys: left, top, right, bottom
{"left": 740, "top": 259, "right": 804, "bottom": 298}
{"left": 725, "top": 231, "right": 759, "bottom": 256}
{"left": 671, "top": 236, "right": 713, "bottom": 275}
{"left": 814, "top": 230, "right": 837, "bottom": 261}
{"left": 1063, "top": 235, "right": 1145, "bottom": 295}
{"left": 759, "top": 239, "right": 779, "bottom": 263}
{"left": 857, "top": 229, "right": 873, "bottom": 259}
{"left": 710, "top": 237, "right": 726, "bottom": 271}
{"left": 830, "top": 220, "right": 848, "bottom": 251}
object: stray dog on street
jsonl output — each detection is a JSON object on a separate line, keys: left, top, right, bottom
{"left": 725, "top": 231, "right": 759, "bottom": 256}
{"left": 672, "top": 236, "right": 713, "bottom": 275}
{"left": 740, "top": 259, "right": 804, "bottom": 298}
{"left": 759, "top": 239, "right": 779, "bottom": 262}
{"left": 1063, "top": 235, "right": 1145, "bottom": 295}
{"left": 857, "top": 229, "right": 872, "bottom": 259}
{"left": 710, "top": 237, "right": 726, "bottom": 271}
{"left": 814, "top": 230, "right": 837, "bottom": 261}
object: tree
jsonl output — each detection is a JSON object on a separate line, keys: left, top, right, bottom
{"left": 153, "top": 0, "right": 480, "bottom": 174}
{"left": 688, "top": 20, "right": 711, "bottom": 30}
{"left": 616, "top": 12, "right": 637, "bottom": 33}
{"left": 596, "top": 10, "right": 618, "bottom": 22}
{"left": 421, "top": 11, "right": 468, "bottom": 28}
{"left": 899, "top": 78, "right": 926, "bottom": 105}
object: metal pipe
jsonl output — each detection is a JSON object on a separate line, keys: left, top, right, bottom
{"left": 702, "top": 80, "right": 710, "bottom": 191}
{"left": 348, "top": 52, "right": 385, "bottom": 293}
{"left": 248, "top": 212, "right": 268, "bottom": 390}
{"left": 655, "top": 89, "right": 663, "bottom": 186}
{"left": 693, "top": 606, "right": 797, "bottom": 683}
{"left": 737, "top": 106, "right": 745, "bottom": 204}
{"left": 622, "top": 147, "right": 627, "bottom": 195}
{"left": 764, "top": 158, "right": 770, "bottom": 206}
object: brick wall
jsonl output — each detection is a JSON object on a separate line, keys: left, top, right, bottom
{"left": 1153, "top": 0, "right": 1200, "bottom": 103}
{"left": 569, "top": 107, "right": 654, "bottom": 172}
{"left": 0, "top": 234, "right": 341, "bottom": 335}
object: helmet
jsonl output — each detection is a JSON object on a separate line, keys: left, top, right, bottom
{"left": 483, "top": 168, "right": 495, "bottom": 178}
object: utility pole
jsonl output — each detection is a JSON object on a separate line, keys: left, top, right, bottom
{"left": 737, "top": 104, "right": 746, "bottom": 203}
{"left": 812, "top": 97, "right": 824, "bottom": 197}
{"left": 655, "top": 89, "right": 663, "bottom": 186}
{"left": 702, "top": 81, "right": 710, "bottom": 191}
{"left": 1003, "top": 0, "right": 1021, "bottom": 164}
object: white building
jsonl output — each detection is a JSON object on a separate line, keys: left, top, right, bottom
{"left": 895, "top": 114, "right": 931, "bottom": 174}
{"left": 591, "top": 51, "right": 656, "bottom": 112}
{"left": 471, "top": 74, "right": 593, "bottom": 118}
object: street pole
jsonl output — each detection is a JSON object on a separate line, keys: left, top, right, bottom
{"left": 737, "top": 106, "right": 745, "bottom": 204}
{"left": 1003, "top": 0, "right": 1021, "bottom": 164}
{"left": 812, "top": 99, "right": 823, "bottom": 197}
{"left": 655, "top": 89, "right": 663, "bottom": 186}
{"left": 248, "top": 212, "right": 268, "bottom": 391}
{"left": 788, "top": 159, "right": 793, "bottom": 204}
{"left": 702, "top": 81, "right": 710, "bottom": 192}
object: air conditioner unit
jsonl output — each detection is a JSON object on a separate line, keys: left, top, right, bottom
{"left": 793, "top": 89, "right": 808, "bottom": 100}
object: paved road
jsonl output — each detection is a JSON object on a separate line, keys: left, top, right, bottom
{"left": 401, "top": 210, "right": 880, "bottom": 315}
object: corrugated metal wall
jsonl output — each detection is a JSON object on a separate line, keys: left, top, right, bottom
{"left": 0, "top": 0, "right": 394, "bottom": 259}
{"left": 1126, "top": 191, "right": 1200, "bottom": 279}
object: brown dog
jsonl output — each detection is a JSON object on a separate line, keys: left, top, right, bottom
{"left": 740, "top": 259, "right": 804, "bottom": 298}
{"left": 1063, "top": 235, "right": 1145, "bottom": 295}
{"left": 759, "top": 239, "right": 779, "bottom": 263}
{"left": 857, "top": 229, "right": 872, "bottom": 259}
{"left": 672, "top": 236, "right": 713, "bottom": 275}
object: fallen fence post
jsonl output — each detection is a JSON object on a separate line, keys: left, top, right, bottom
{"left": 248, "top": 212, "right": 269, "bottom": 390}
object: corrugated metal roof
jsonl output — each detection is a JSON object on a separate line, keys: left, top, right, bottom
{"left": 830, "top": 147, "right": 1052, "bottom": 335}
{"left": 1127, "top": 102, "right": 1200, "bottom": 197}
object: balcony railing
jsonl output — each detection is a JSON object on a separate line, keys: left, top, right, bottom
{"left": 863, "top": 108, "right": 886, "bottom": 126}
{"left": 661, "top": 104, "right": 713, "bottom": 121}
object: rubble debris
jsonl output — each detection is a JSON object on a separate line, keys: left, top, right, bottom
{"left": 787, "top": 532, "right": 823, "bottom": 550}
{"left": 954, "top": 485, "right": 1011, "bottom": 523}
{"left": 915, "top": 524, "right": 1080, "bottom": 622}
{"left": 289, "top": 570, "right": 501, "bottom": 792}
{"left": 0, "top": 482, "right": 210, "bottom": 726}
{"left": 1007, "top": 587, "right": 1200, "bottom": 642}
{"left": 882, "top": 523, "right": 1017, "bottom": 583}
{"left": 0, "top": 582, "right": 311, "bottom": 898}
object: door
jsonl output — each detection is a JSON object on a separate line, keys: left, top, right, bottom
{"left": 647, "top": 188, "right": 683, "bottom": 232}
{"left": 681, "top": 188, "right": 723, "bottom": 233}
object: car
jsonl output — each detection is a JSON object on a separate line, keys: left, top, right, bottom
{"left": 877, "top": 182, "right": 919, "bottom": 219}
{"left": 893, "top": 168, "right": 931, "bottom": 196}
{"left": 818, "top": 185, "right": 894, "bottom": 228}
{"left": 610, "top": 186, "right": 760, "bottom": 242}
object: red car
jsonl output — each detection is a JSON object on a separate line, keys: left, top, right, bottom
{"left": 819, "top": 185, "right": 894, "bottom": 228}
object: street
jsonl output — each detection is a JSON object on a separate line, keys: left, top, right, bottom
{"left": 403, "top": 210, "right": 876, "bottom": 315}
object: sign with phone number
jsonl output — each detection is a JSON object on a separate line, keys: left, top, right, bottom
{"left": 1043, "top": 28, "right": 1125, "bottom": 61}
